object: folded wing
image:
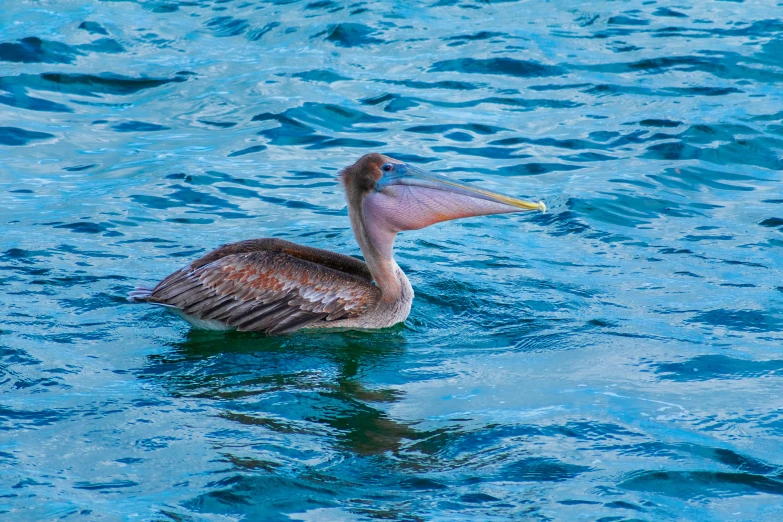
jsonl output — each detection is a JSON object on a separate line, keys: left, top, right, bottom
{"left": 136, "top": 239, "right": 380, "bottom": 334}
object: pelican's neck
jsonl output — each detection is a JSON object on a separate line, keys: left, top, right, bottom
{"left": 348, "top": 200, "right": 406, "bottom": 302}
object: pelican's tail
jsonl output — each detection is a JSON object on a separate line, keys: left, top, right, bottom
{"left": 128, "top": 286, "right": 154, "bottom": 302}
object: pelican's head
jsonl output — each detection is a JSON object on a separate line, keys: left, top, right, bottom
{"left": 340, "top": 153, "right": 544, "bottom": 257}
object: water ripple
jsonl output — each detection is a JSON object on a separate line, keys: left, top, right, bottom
{"left": 2, "top": 0, "right": 782, "bottom": 519}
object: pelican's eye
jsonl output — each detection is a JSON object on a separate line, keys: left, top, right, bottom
{"left": 381, "top": 163, "right": 394, "bottom": 173}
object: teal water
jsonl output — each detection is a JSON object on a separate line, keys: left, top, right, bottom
{"left": 2, "top": 0, "right": 783, "bottom": 520}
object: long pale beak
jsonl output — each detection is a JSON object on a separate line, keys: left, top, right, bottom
{"left": 367, "top": 163, "right": 545, "bottom": 233}
{"left": 379, "top": 164, "right": 545, "bottom": 212}
{"left": 393, "top": 165, "right": 546, "bottom": 212}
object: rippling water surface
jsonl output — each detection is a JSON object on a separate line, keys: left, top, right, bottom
{"left": 2, "top": 0, "right": 783, "bottom": 520}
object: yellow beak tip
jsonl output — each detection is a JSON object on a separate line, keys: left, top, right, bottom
{"left": 538, "top": 201, "right": 546, "bottom": 212}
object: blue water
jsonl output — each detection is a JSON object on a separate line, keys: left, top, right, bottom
{"left": 2, "top": 0, "right": 783, "bottom": 519}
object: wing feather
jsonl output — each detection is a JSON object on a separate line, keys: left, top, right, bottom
{"left": 140, "top": 242, "right": 380, "bottom": 334}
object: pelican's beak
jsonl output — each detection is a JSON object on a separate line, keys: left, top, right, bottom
{"left": 368, "top": 162, "right": 544, "bottom": 232}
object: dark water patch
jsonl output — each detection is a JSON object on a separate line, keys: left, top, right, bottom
{"left": 760, "top": 38, "right": 783, "bottom": 66}
{"left": 607, "top": 15, "right": 649, "bottom": 26}
{"left": 498, "top": 458, "right": 591, "bottom": 482}
{"left": 650, "top": 26, "right": 714, "bottom": 40}
{"left": 653, "top": 7, "right": 688, "bottom": 18}
{"left": 380, "top": 152, "right": 438, "bottom": 164}
{"left": 1, "top": 72, "right": 187, "bottom": 98}
{"left": 322, "top": 23, "right": 382, "bottom": 47}
{"left": 568, "top": 198, "right": 646, "bottom": 228}
{"left": 186, "top": 475, "right": 340, "bottom": 519}
{"left": 681, "top": 445, "right": 780, "bottom": 476}
{"left": 643, "top": 138, "right": 783, "bottom": 171}
{"left": 444, "top": 31, "right": 508, "bottom": 46}
{"left": 445, "top": 31, "right": 507, "bottom": 42}
{"left": 709, "top": 19, "right": 783, "bottom": 38}
{"left": 648, "top": 167, "right": 761, "bottom": 193}
{"left": 611, "top": 43, "right": 643, "bottom": 52}
{"left": 377, "top": 78, "right": 479, "bottom": 90}
{"left": 418, "top": 420, "right": 634, "bottom": 463}
{"left": 53, "top": 221, "right": 114, "bottom": 234}
{"left": 559, "top": 499, "right": 601, "bottom": 506}
{"left": 131, "top": 185, "right": 238, "bottom": 210}
{"left": 431, "top": 58, "right": 565, "bottom": 77}
{"left": 681, "top": 234, "right": 734, "bottom": 242}
{"left": 574, "top": 194, "right": 704, "bottom": 225}
{"left": 664, "top": 86, "right": 742, "bottom": 96}
{"left": 285, "top": 102, "right": 396, "bottom": 132}
{"left": 490, "top": 134, "right": 633, "bottom": 151}
{"left": 13, "top": 477, "right": 55, "bottom": 489}
{"left": 247, "top": 22, "right": 280, "bottom": 41}
{"left": 137, "top": 436, "right": 178, "bottom": 451}
{"left": 720, "top": 258, "right": 767, "bottom": 269}
{"left": 204, "top": 16, "right": 250, "bottom": 37}
{"left": 688, "top": 309, "right": 779, "bottom": 332}
{"left": 496, "top": 162, "right": 583, "bottom": 176}
{"left": 359, "top": 92, "right": 420, "bottom": 112}
{"left": 0, "top": 126, "right": 54, "bottom": 146}
{"left": 306, "top": 137, "right": 386, "bottom": 150}
{"left": 654, "top": 354, "right": 783, "bottom": 382}
{"left": 216, "top": 185, "right": 261, "bottom": 199}
{"left": 432, "top": 145, "right": 531, "bottom": 160}
{"left": 73, "top": 480, "right": 139, "bottom": 491}
{"left": 1, "top": 346, "right": 41, "bottom": 367}
{"left": 399, "top": 477, "right": 448, "bottom": 491}
{"left": 639, "top": 119, "right": 682, "bottom": 128}
{"left": 459, "top": 493, "right": 501, "bottom": 503}
{"left": 63, "top": 164, "right": 97, "bottom": 172}
{"left": 620, "top": 470, "right": 783, "bottom": 498}
{"left": 227, "top": 144, "right": 267, "bottom": 157}
{"left": 0, "top": 37, "right": 82, "bottom": 64}
{"left": 680, "top": 121, "right": 764, "bottom": 144}
{"left": 603, "top": 500, "right": 645, "bottom": 512}
{"left": 198, "top": 119, "right": 237, "bottom": 128}
{"left": 0, "top": 406, "right": 70, "bottom": 430}
{"left": 0, "top": 88, "right": 73, "bottom": 112}
{"left": 583, "top": 83, "right": 658, "bottom": 97}
{"left": 292, "top": 69, "right": 349, "bottom": 83}
{"left": 253, "top": 105, "right": 391, "bottom": 146}
{"left": 425, "top": 96, "right": 582, "bottom": 110}
{"left": 79, "top": 21, "right": 109, "bottom": 35}
{"left": 305, "top": 0, "right": 342, "bottom": 11}
{"left": 184, "top": 170, "right": 266, "bottom": 188}
{"left": 79, "top": 38, "right": 125, "bottom": 54}
{"left": 60, "top": 293, "right": 128, "bottom": 314}
{"left": 111, "top": 121, "right": 171, "bottom": 132}
{"left": 529, "top": 82, "right": 593, "bottom": 91}
{"left": 406, "top": 123, "right": 505, "bottom": 135}
{"left": 151, "top": 3, "right": 180, "bottom": 13}
{"left": 444, "top": 131, "right": 472, "bottom": 141}
{"left": 580, "top": 54, "right": 783, "bottom": 83}
{"left": 760, "top": 217, "right": 783, "bottom": 228}
{"left": 30, "top": 274, "right": 127, "bottom": 288}
{"left": 561, "top": 152, "right": 617, "bottom": 162}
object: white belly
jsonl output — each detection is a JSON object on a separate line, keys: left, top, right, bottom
{"left": 169, "top": 308, "right": 234, "bottom": 331}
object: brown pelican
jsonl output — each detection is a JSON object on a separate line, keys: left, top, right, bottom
{"left": 129, "top": 153, "right": 545, "bottom": 334}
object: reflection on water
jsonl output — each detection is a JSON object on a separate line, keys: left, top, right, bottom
{"left": 1, "top": 0, "right": 783, "bottom": 519}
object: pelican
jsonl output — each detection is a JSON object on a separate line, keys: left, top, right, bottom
{"left": 129, "top": 153, "right": 545, "bottom": 334}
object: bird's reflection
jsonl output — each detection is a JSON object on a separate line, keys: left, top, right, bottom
{"left": 143, "top": 327, "right": 419, "bottom": 457}
{"left": 139, "top": 329, "right": 462, "bottom": 519}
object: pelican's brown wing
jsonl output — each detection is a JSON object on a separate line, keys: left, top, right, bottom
{"left": 135, "top": 239, "right": 380, "bottom": 334}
